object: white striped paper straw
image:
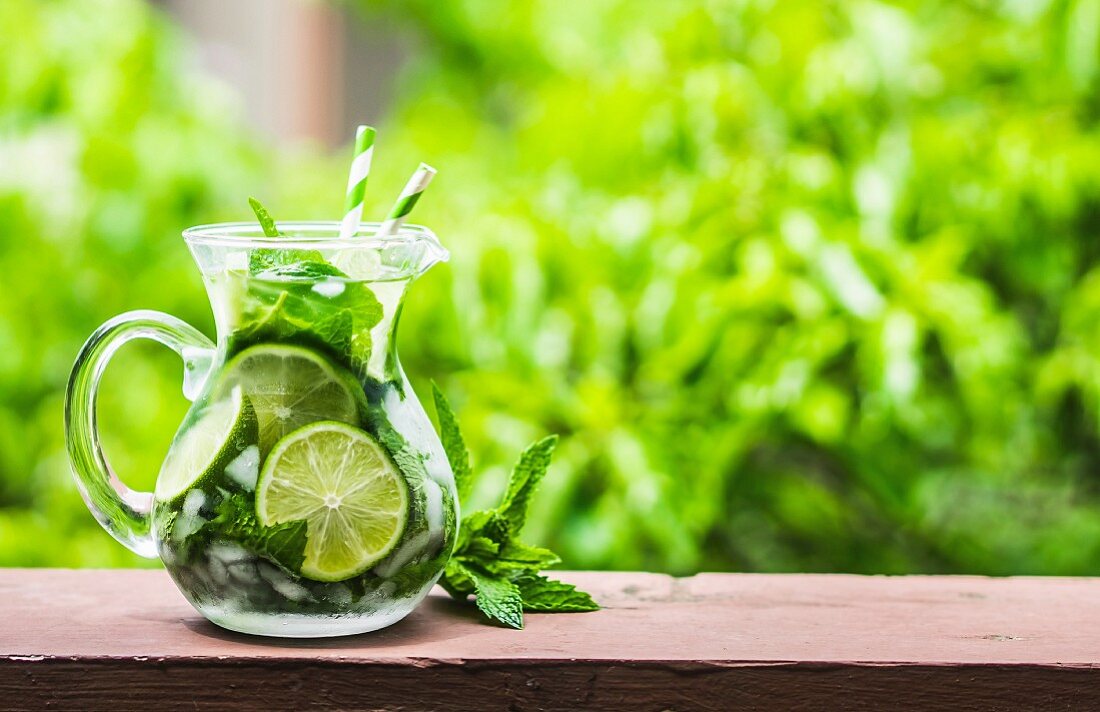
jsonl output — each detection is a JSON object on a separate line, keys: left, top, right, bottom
{"left": 338, "top": 125, "right": 377, "bottom": 240}
{"left": 377, "top": 163, "right": 436, "bottom": 237}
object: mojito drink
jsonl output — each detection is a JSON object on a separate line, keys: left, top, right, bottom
{"left": 151, "top": 237, "right": 457, "bottom": 637}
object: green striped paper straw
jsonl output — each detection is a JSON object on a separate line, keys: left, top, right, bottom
{"left": 377, "top": 162, "right": 436, "bottom": 237}
{"left": 338, "top": 125, "right": 377, "bottom": 240}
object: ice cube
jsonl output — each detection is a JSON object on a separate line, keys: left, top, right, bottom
{"left": 372, "top": 530, "right": 431, "bottom": 579}
{"left": 172, "top": 511, "right": 205, "bottom": 542}
{"left": 182, "top": 489, "right": 206, "bottom": 517}
{"left": 226, "top": 251, "right": 248, "bottom": 270}
{"left": 325, "top": 584, "right": 353, "bottom": 608}
{"left": 208, "top": 542, "right": 252, "bottom": 565}
{"left": 422, "top": 479, "right": 445, "bottom": 550}
{"left": 331, "top": 249, "right": 382, "bottom": 280}
{"left": 224, "top": 445, "right": 260, "bottom": 490}
{"left": 312, "top": 279, "right": 345, "bottom": 298}
{"left": 207, "top": 556, "right": 228, "bottom": 585}
{"left": 258, "top": 562, "right": 312, "bottom": 603}
{"left": 228, "top": 561, "right": 260, "bottom": 587}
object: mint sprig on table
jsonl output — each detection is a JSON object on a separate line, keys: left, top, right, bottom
{"left": 432, "top": 384, "right": 598, "bottom": 628}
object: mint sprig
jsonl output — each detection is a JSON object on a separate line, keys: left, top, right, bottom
{"left": 433, "top": 384, "right": 599, "bottom": 628}
{"left": 247, "top": 198, "right": 329, "bottom": 274}
{"left": 239, "top": 199, "right": 383, "bottom": 375}
{"left": 249, "top": 197, "right": 281, "bottom": 237}
{"left": 213, "top": 491, "right": 307, "bottom": 574}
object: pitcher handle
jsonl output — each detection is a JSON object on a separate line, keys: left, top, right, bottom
{"left": 64, "top": 310, "right": 215, "bottom": 558}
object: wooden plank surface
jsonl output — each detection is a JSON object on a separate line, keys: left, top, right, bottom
{"left": 2, "top": 569, "right": 1098, "bottom": 710}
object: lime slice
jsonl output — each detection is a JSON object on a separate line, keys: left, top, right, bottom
{"left": 155, "top": 388, "right": 257, "bottom": 501}
{"left": 221, "top": 344, "right": 362, "bottom": 454}
{"left": 256, "top": 421, "right": 409, "bottom": 581}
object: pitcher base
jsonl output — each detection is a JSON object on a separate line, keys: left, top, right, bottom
{"left": 198, "top": 603, "right": 415, "bottom": 638}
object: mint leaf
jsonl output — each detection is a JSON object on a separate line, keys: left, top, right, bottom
{"left": 350, "top": 330, "right": 373, "bottom": 377}
{"left": 432, "top": 382, "right": 473, "bottom": 502}
{"left": 464, "top": 564, "right": 525, "bottom": 629}
{"left": 461, "top": 509, "right": 511, "bottom": 547}
{"left": 159, "top": 509, "right": 178, "bottom": 541}
{"left": 246, "top": 198, "right": 341, "bottom": 276}
{"left": 499, "top": 435, "right": 557, "bottom": 534}
{"left": 312, "top": 308, "right": 354, "bottom": 355}
{"left": 366, "top": 397, "right": 435, "bottom": 493}
{"left": 212, "top": 493, "right": 307, "bottom": 573}
{"left": 489, "top": 541, "right": 560, "bottom": 572}
{"left": 249, "top": 197, "right": 280, "bottom": 237}
{"left": 342, "top": 282, "right": 384, "bottom": 331}
{"left": 514, "top": 574, "right": 600, "bottom": 612}
{"left": 440, "top": 559, "right": 475, "bottom": 597}
{"left": 238, "top": 198, "right": 385, "bottom": 370}
{"left": 230, "top": 271, "right": 383, "bottom": 373}
{"left": 458, "top": 536, "right": 500, "bottom": 562}
{"left": 248, "top": 249, "right": 328, "bottom": 274}
{"left": 255, "top": 260, "right": 345, "bottom": 280}
{"left": 348, "top": 281, "right": 383, "bottom": 313}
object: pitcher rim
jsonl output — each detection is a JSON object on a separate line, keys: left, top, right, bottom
{"left": 182, "top": 221, "right": 445, "bottom": 255}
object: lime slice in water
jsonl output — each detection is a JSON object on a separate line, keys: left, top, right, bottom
{"left": 221, "top": 344, "right": 362, "bottom": 454}
{"left": 155, "top": 388, "right": 257, "bottom": 501}
{"left": 256, "top": 421, "right": 409, "bottom": 581}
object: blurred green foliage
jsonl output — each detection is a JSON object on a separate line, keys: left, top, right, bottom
{"left": 0, "top": 0, "right": 277, "bottom": 566}
{"left": 4, "top": 0, "right": 1100, "bottom": 575}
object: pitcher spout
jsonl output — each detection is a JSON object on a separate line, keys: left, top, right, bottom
{"left": 413, "top": 228, "right": 449, "bottom": 277}
{"left": 342, "top": 223, "right": 447, "bottom": 281}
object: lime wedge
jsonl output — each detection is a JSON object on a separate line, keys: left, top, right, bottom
{"left": 256, "top": 421, "right": 409, "bottom": 581}
{"left": 155, "top": 388, "right": 257, "bottom": 501}
{"left": 221, "top": 344, "right": 362, "bottom": 454}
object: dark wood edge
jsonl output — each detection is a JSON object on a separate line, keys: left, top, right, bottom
{"left": 6, "top": 658, "right": 1099, "bottom": 711}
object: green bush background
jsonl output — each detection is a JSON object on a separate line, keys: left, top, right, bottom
{"left": 4, "top": 0, "right": 1100, "bottom": 574}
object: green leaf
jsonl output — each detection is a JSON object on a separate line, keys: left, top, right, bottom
{"left": 466, "top": 565, "right": 525, "bottom": 629}
{"left": 468, "top": 539, "right": 561, "bottom": 576}
{"left": 350, "top": 330, "right": 373, "bottom": 377}
{"left": 159, "top": 509, "right": 178, "bottom": 541}
{"left": 462, "top": 509, "right": 512, "bottom": 546}
{"left": 248, "top": 197, "right": 280, "bottom": 237}
{"left": 248, "top": 248, "right": 327, "bottom": 274}
{"left": 244, "top": 199, "right": 361, "bottom": 286}
{"left": 256, "top": 261, "right": 345, "bottom": 280}
{"left": 499, "top": 435, "right": 558, "bottom": 534}
{"left": 248, "top": 197, "right": 313, "bottom": 274}
{"left": 440, "top": 559, "right": 476, "bottom": 598}
{"left": 495, "top": 541, "right": 561, "bottom": 569}
{"left": 514, "top": 574, "right": 599, "bottom": 612}
{"left": 312, "top": 307, "right": 354, "bottom": 355}
{"left": 459, "top": 535, "right": 500, "bottom": 561}
{"left": 229, "top": 269, "right": 383, "bottom": 372}
{"left": 366, "top": 406, "right": 436, "bottom": 500}
{"left": 212, "top": 493, "right": 307, "bottom": 573}
{"left": 431, "top": 382, "right": 473, "bottom": 503}
{"left": 342, "top": 282, "right": 385, "bottom": 331}
{"left": 332, "top": 283, "right": 384, "bottom": 376}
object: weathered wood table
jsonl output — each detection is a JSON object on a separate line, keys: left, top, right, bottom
{"left": 1, "top": 569, "right": 1097, "bottom": 710}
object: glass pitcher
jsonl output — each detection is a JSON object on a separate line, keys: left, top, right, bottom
{"left": 64, "top": 222, "right": 458, "bottom": 637}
